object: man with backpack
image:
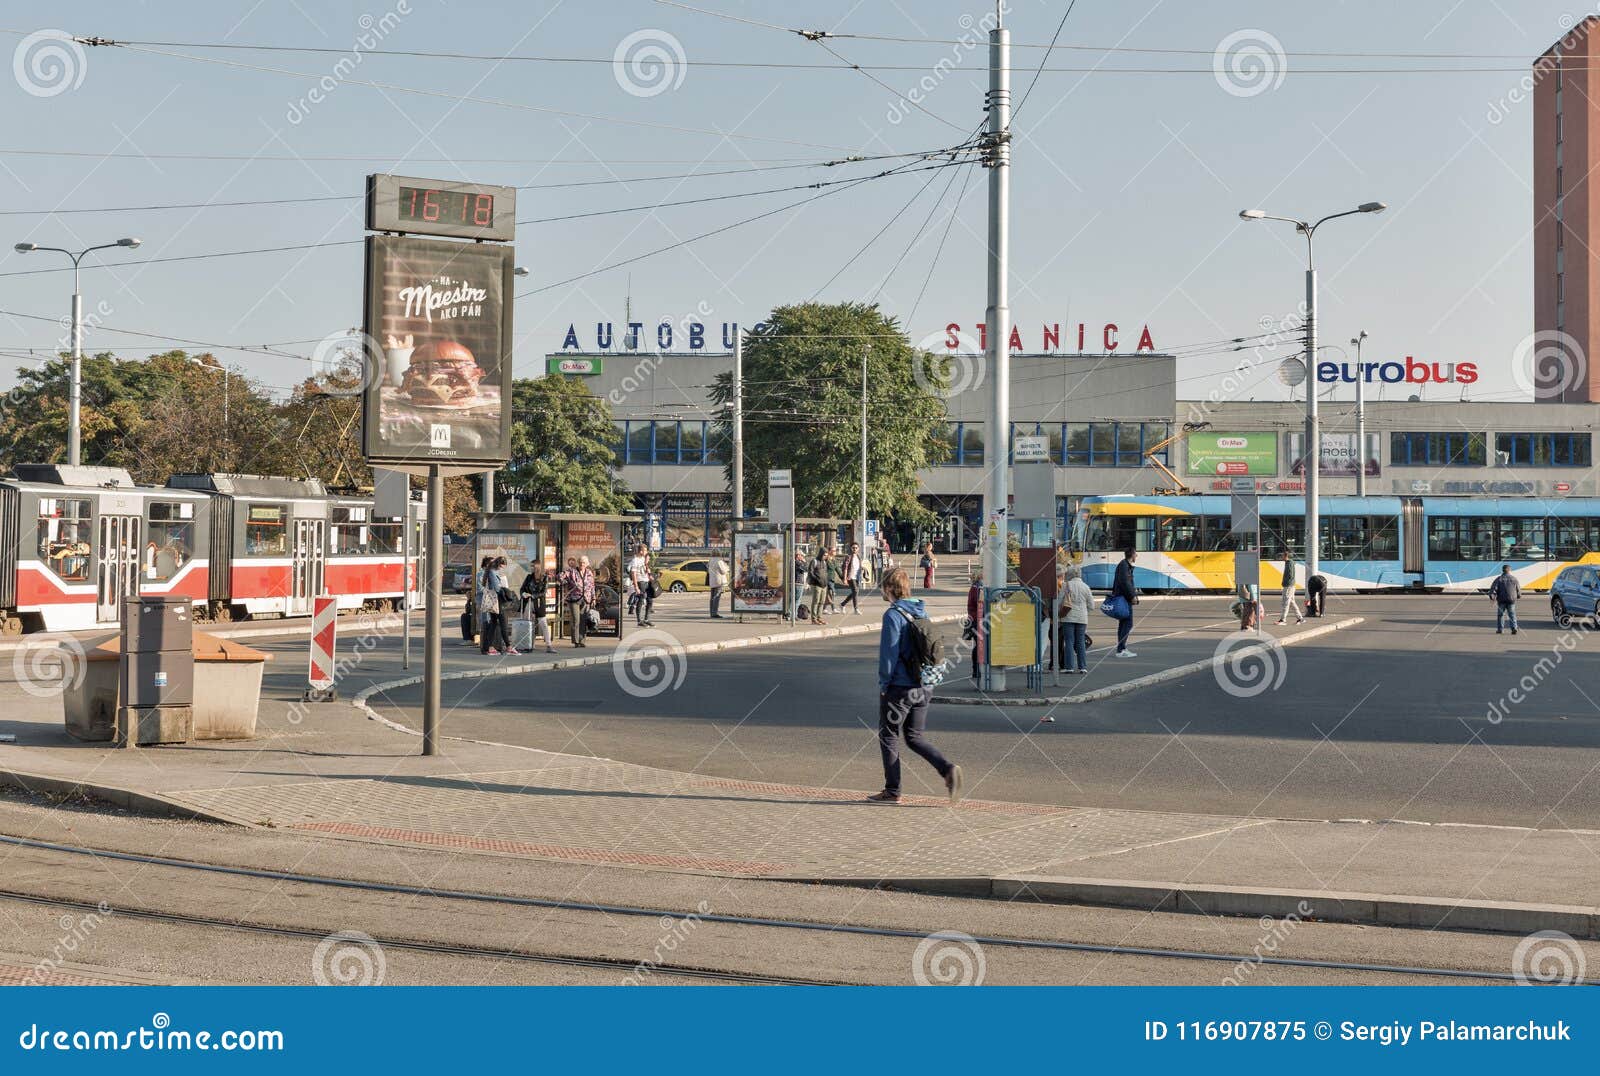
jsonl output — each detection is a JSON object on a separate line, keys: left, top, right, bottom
{"left": 867, "top": 567, "right": 963, "bottom": 805}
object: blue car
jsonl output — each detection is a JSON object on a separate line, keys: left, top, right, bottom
{"left": 1549, "top": 564, "right": 1600, "bottom": 626}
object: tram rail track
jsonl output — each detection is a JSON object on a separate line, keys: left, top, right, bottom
{"left": 0, "top": 833, "right": 1582, "bottom": 986}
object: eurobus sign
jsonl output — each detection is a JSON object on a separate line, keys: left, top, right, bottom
{"left": 1316, "top": 357, "right": 1480, "bottom": 386}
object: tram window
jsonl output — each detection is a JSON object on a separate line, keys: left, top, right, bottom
{"left": 332, "top": 506, "right": 370, "bottom": 555}
{"left": 1202, "top": 516, "right": 1238, "bottom": 551}
{"left": 1428, "top": 517, "right": 1460, "bottom": 560}
{"left": 1550, "top": 519, "right": 1597, "bottom": 560}
{"left": 1083, "top": 515, "right": 1115, "bottom": 551}
{"left": 244, "top": 504, "right": 288, "bottom": 556}
{"left": 37, "top": 498, "right": 92, "bottom": 582}
{"left": 1463, "top": 517, "right": 1498, "bottom": 560}
{"left": 1086, "top": 515, "right": 1157, "bottom": 552}
{"left": 1260, "top": 516, "right": 1305, "bottom": 559}
{"left": 1321, "top": 516, "right": 1369, "bottom": 561}
{"left": 144, "top": 501, "right": 195, "bottom": 582}
{"left": 1501, "top": 518, "right": 1549, "bottom": 560}
{"left": 369, "top": 520, "right": 401, "bottom": 554}
{"left": 1367, "top": 516, "right": 1400, "bottom": 559}
{"left": 1158, "top": 516, "right": 1201, "bottom": 551}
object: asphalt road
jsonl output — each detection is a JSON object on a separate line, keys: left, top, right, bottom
{"left": 406, "top": 593, "right": 1600, "bottom": 828}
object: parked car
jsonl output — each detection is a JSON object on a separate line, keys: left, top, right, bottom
{"left": 1549, "top": 564, "right": 1600, "bottom": 626}
{"left": 656, "top": 558, "right": 710, "bottom": 592}
{"left": 448, "top": 566, "right": 474, "bottom": 594}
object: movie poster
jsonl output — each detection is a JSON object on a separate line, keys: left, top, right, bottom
{"left": 362, "top": 235, "right": 514, "bottom": 465}
{"left": 731, "top": 529, "right": 786, "bottom": 614}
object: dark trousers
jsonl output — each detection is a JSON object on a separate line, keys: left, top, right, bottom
{"left": 709, "top": 586, "right": 723, "bottom": 616}
{"left": 479, "top": 612, "right": 510, "bottom": 653}
{"left": 1116, "top": 614, "right": 1133, "bottom": 652}
{"left": 843, "top": 580, "right": 860, "bottom": 612}
{"left": 1307, "top": 579, "right": 1327, "bottom": 616}
{"left": 878, "top": 686, "right": 952, "bottom": 796}
{"left": 637, "top": 595, "right": 653, "bottom": 625}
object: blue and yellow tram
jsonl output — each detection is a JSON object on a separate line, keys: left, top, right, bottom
{"left": 1074, "top": 495, "right": 1600, "bottom": 593}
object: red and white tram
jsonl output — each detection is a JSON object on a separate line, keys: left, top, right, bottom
{"left": 0, "top": 465, "right": 424, "bottom": 634}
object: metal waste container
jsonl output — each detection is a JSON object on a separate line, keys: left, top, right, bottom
{"left": 117, "top": 596, "right": 195, "bottom": 745}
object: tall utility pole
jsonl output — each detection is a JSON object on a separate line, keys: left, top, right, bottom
{"left": 983, "top": 5, "right": 1012, "bottom": 689}
{"left": 1352, "top": 331, "right": 1369, "bottom": 497}
{"left": 731, "top": 330, "right": 744, "bottom": 526}
{"left": 859, "top": 345, "right": 868, "bottom": 551}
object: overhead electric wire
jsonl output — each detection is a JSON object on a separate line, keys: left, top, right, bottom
{"left": 517, "top": 158, "right": 972, "bottom": 298}
{"left": 0, "top": 150, "right": 952, "bottom": 217}
{"left": 1012, "top": 0, "right": 1079, "bottom": 122}
{"left": 105, "top": 40, "right": 853, "bottom": 152}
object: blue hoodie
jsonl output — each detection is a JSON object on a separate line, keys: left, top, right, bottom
{"left": 878, "top": 597, "right": 927, "bottom": 691}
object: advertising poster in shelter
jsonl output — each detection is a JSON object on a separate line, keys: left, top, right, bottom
{"left": 732, "top": 529, "right": 786, "bottom": 614}
{"left": 562, "top": 519, "right": 622, "bottom": 634}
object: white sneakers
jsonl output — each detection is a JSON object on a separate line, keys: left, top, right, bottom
{"left": 1115, "top": 650, "right": 1137, "bottom": 658}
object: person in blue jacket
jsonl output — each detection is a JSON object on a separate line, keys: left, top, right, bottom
{"left": 867, "top": 567, "right": 963, "bottom": 804}
{"left": 1112, "top": 547, "right": 1139, "bottom": 657}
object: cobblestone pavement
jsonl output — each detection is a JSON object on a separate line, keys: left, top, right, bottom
{"left": 164, "top": 754, "right": 1261, "bottom": 879}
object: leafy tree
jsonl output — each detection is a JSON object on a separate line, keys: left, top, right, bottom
{"left": 502, "top": 374, "right": 633, "bottom": 513}
{"left": 708, "top": 302, "right": 950, "bottom": 523}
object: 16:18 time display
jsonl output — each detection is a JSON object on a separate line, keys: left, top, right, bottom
{"left": 398, "top": 186, "right": 495, "bottom": 227}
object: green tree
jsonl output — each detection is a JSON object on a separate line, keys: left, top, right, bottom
{"left": 503, "top": 374, "right": 632, "bottom": 513}
{"left": 708, "top": 302, "right": 950, "bottom": 522}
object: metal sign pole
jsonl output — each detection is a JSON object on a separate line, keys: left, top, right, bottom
{"left": 423, "top": 464, "right": 443, "bottom": 755}
{"left": 402, "top": 498, "right": 412, "bottom": 670}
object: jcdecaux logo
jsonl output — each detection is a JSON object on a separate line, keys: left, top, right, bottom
{"left": 1316, "top": 357, "right": 1478, "bottom": 385}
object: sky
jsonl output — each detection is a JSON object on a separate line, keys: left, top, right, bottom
{"left": 0, "top": 1, "right": 1582, "bottom": 407}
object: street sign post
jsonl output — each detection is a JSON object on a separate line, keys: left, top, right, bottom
{"left": 304, "top": 595, "right": 338, "bottom": 703}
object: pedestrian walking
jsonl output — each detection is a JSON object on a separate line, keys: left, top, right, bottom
{"left": 1489, "top": 564, "right": 1521, "bottom": 635}
{"left": 1234, "top": 580, "right": 1263, "bottom": 630}
{"left": 561, "top": 555, "right": 595, "bottom": 647}
{"left": 1276, "top": 554, "right": 1305, "bottom": 625}
{"left": 1306, "top": 572, "right": 1328, "bottom": 618}
{"left": 919, "top": 543, "right": 937, "bottom": 590}
{"left": 627, "top": 546, "right": 656, "bottom": 626}
{"left": 842, "top": 542, "right": 863, "bottom": 614}
{"left": 707, "top": 551, "right": 728, "bottom": 618}
{"left": 1112, "top": 547, "right": 1139, "bottom": 657}
{"left": 519, "top": 561, "right": 556, "bottom": 653}
{"left": 1059, "top": 565, "right": 1093, "bottom": 674}
{"left": 867, "top": 566, "right": 963, "bottom": 805}
{"left": 807, "top": 548, "right": 831, "bottom": 625}
{"left": 965, "top": 568, "right": 983, "bottom": 685}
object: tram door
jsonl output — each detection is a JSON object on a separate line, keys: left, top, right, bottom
{"left": 290, "top": 518, "right": 326, "bottom": 616}
{"left": 1401, "top": 498, "right": 1425, "bottom": 576}
{"left": 97, "top": 514, "right": 141, "bottom": 622}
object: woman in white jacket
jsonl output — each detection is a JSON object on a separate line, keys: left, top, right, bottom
{"left": 1058, "top": 565, "right": 1094, "bottom": 674}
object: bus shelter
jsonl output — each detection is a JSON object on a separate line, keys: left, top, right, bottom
{"left": 475, "top": 511, "right": 630, "bottom": 641}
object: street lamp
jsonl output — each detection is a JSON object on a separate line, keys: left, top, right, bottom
{"left": 1237, "top": 203, "right": 1384, "bottom": 577}
{"left": 12, "top": 237, "right": 143, "bottom": 466}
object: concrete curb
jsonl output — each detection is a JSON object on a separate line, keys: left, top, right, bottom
{"left": 353, "top": 614, "right": 965, "bottom": 737}
{"left": 816, "top": 872, "right": 1600, "bottom": 940}
{"left": 930, "top": 616, "right": 1365, "bottom": 706}
{"left": 0, "top": 767, "right": 252, "bottom": 828}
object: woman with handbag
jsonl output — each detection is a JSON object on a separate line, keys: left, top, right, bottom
{"left": 1059, "top": 565, "right": 1093, "bottom": 674}
{"left": 520, "top": 562, "right": 556, "bottom": 653}
{"left": 479, "top": 557, "right": 517, "bottom": 656}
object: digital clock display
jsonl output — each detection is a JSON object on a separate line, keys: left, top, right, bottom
{"left": 365, "top": 174, "right": 516, "bottom": 241}
{"left": 399, "top": 186, "right": 495, "bottom": 228}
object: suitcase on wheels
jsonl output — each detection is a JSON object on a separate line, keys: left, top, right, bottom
{"left": 460, "top": 609, "right": 475, "bottom": 642}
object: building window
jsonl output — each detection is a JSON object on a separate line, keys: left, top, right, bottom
{"left": 1389, "top": 432, "right": 1486, "bottom": 467}
{"left": 679, "top": 421, "right": 705, "bottom": 465}
{"left": 1495, "top": 432, "right": 1591, "bottom": 467}
{"left": 938, "top": 423, "right": 962, "bottom": 466}
{"left": 961, "top": 424, "right": 985, "bottom": 465}
{"left": 627, "top": 422, "right": 652, "bottom": 465}
{"left": 37, "top": 497, "right": 92, "bottom": 582}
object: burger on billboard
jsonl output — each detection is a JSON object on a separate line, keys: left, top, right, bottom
{"left": 362, "top": 235, "right": 515, "bottom": 466}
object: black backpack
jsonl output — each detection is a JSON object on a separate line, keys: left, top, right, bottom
{"left": 895, "top": 607, "right": 945, "bottom": 685}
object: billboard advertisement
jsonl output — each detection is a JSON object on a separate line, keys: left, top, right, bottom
{"left": 362, "top": 235, "right": 515, "bottom": 466}
{"left": 1287, "top": 432, "right": 1381, "bottom": 477}
{"left": 1186, "top": 432, "right": 1278, "bottom": 476}
{"left": 731, "top": 528, "right": 787, "bottom": 614}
